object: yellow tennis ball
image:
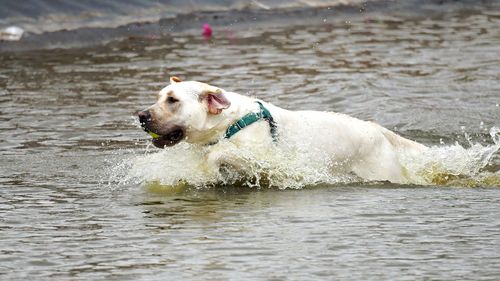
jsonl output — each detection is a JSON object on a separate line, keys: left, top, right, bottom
{"left": 147, "top": 131, "right": 160, "bottom": 139}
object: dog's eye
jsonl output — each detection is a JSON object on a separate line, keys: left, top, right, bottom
{"left": 167, "top": 96, "right": 179, "bottom": 104}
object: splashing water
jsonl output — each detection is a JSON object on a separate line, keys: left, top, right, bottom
{"left": 402, "top": 127, "right": 500, "bottom": 187}
{"left": 110, "top": 127, "right": 499, "bottom": 190}
{"left": 111, "top": 141, "right": 359, "bottom": 190}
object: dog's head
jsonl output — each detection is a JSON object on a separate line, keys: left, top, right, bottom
{"left": 138, "top": 77, "right": 231, "bottom": 148}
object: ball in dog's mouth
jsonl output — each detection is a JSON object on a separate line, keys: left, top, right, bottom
{"left": 151, "top": 128, "right": 185, "bottom": 148}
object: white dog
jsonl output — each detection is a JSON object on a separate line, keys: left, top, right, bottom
{"left": 138, "top": 77, "right": 427, "bottom": 183}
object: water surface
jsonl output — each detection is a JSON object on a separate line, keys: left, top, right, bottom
{"left": 1, "top": 6, "right": 499, "bottom": 280}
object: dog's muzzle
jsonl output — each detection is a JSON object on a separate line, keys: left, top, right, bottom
{"left": 137, "top": 110, "right": 185, "bottom": 148}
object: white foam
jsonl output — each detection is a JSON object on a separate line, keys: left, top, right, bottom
{"left": 110, "top": 127, "right": 499, "bottom": 189}
{"left": 401, "top": 127, "right": 500, "bottom": 186}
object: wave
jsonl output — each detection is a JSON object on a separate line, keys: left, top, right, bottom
{"left": 108, "top": 127, "right": 500, "bottom": 190}
{"left": 402, "top": 127, "right": 500, "bottom": 187}
{"left": 2, "top": 0, "right": 498, "bottom": 52}
{"left": 0, "top": 0, "right": 369, "bottom": 35}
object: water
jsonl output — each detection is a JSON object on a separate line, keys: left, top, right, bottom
{"left": 1, "top": 4, "right": 500, "bottom": 280}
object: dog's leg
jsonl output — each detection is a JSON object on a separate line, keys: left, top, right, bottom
{"left": 352, "top": 139, "right": 406, "bottom": 183}
{"left": 206, "top": 144, "right": 247, "bottom": 172}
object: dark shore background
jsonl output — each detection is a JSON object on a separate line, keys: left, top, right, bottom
{"left": 1, "top": 0, "right": 498, "bottom": 52}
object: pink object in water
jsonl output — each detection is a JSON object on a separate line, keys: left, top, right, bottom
{"left": 202, "top": 23, "right": 212, "bottom": 38}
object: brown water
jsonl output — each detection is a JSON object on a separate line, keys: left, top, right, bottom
{"left": 1, "top": 7, "right": 500, "bottom": 280}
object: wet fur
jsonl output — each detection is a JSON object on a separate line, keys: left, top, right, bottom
{"left": 139, "top": 77, "right": 428, "bottom": 183}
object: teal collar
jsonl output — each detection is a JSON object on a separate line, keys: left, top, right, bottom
{"left": 224, "top": 101, "right": 278, "bottom": 142}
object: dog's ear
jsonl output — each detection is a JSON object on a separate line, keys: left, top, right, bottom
{"left": 170, "top": 76, "right": 182, "bottom": 84}
{"left": 200, "top": 88, "right": 231, "bottom": 115}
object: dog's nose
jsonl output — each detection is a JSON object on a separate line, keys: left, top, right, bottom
{"left": 138, "top": 110, "right": 151, "bottom": 124}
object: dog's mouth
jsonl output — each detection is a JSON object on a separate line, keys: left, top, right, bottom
{"left": 151, "top": 128, "right": 185, "bottom": 148}
{"left": 142, "top": 126, "right": 185, "bottom": 148}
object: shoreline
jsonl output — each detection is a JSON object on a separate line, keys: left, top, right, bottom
{"left": 0, "top": 0, "right": 498, "bottom": 52}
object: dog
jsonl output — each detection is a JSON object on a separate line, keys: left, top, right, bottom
{"left": 138, "top": 76, "right": 428, "bottom": 183}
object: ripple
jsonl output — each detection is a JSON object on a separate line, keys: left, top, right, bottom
{"left": 0, "top": 6, "right": 499, "bottom": 281}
